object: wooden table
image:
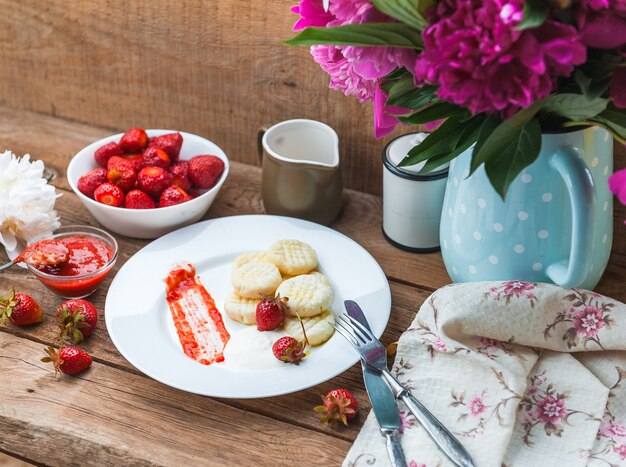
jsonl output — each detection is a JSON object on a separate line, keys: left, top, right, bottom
{"left": 1, "top": 108, "right": 625, "bottom": 466}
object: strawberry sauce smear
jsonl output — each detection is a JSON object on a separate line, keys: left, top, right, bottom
{"left": 165, "top": 265, "right": 230, "bottom": 365}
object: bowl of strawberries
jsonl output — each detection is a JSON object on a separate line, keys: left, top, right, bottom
{"left": 67, "top": 128, "right": 229, "bottom": 238}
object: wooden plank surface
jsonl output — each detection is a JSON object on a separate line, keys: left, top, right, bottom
{"left": 0, "top": 107, "right": 625, "bottom": 466}
{"left": 0, "top": 0, "right": 401, "bottom": 196}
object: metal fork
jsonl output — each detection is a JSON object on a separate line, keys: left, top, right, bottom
{"left": 333, "top": 314, "right": 476, "bottom": 467}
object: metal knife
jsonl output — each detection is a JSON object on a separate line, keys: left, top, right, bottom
{"left": 345, "top": 300, "right": 406, "bottom": 467}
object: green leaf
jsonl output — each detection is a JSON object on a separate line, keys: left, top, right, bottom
{"left": 419, "top": 115, "right": 485, "bottom": 173}
{"left": 574, "top": 69, "right": 610, "bottom": 100}
{"left": 399, "top": 116, "right": 465, "bottom": 166}
{"left": 484, "top": 117, "right": 542, "bottom": 198}
{"left": 284, "top": 23, "right": 423, "bottom": 48}
{"left": 543, "top": 93, "right": 608, "bottom": 121}
{"left": 516, "top": 0, "right": 548, "bottom": 30}
{"left": 469, "top": 116, "right": 501, "bottom": 175}
{"left": 597, "top": 104, "right": 626, "bottom": 128}
{"left": 398, "top": 102, "right": 467, "bottom": 124}
{"left": 373, "top": 0, "right": 427, "bottom": 29}
{"left": 473, "top": 98, "right": 547, "bottom": 170}
{"left": 383, "top": 68, "right": 409, "bottom": 81}
{"left": 386, "top": 76, "right": 437, "bottom": 109}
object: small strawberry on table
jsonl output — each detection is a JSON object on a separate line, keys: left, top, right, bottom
{"left": 42, "top": 346, "right": 92, "bottom": 376}
{"left": 56, "top": 299, "right": 98, "bottom": 344}
{"left": 0, "top": 289, "right": 43, "bottom": 326}
{"left": 315, "top": 389, "right": 359, "bottom": 427}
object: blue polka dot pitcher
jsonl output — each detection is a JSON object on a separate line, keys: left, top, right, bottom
{"left": 440, "top": 127, "right": 613, "bottom": 290}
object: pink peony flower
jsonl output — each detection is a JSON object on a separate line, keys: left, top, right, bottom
{"left": 292, "top": 0, "right": 418, "bottom": 133}
{"left": 577, "top": 0, "right": 626, "bottom": 48}
{"left": 615, "top": 445, "right": 626, "bottom": 461}
{"left": 573, "top": 305, "right": 605, "bottom": 337}
{"left": 469, "top": 395, "right": 487, "bottom": 416}
{"left": 310, "top": 45, "right": 377, "bottom": 101}
{"left": 503, "top": 280, "right": 535, "bottom": 297}
{"left": 535, "top": 395, "right": 567, "bottom": 424}
{"left": 414, "top": 0, "right": 586, "bottom": 118}
{"left": 291, "top": 0, "right": 334, "bottom": 30}
{"left": 373, "top": 85, "right": 410, "bottom": 138}
{"left": 609, "top": 168, "right": 626, "bottom": 206}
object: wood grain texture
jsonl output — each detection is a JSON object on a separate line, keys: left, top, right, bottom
{"left": 0, "top": 107, "right": 625, "bottom": 465}
{"left": 0, "top": 0, "right": 404, "bottom": 196}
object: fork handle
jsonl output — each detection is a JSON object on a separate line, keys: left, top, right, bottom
{"left": 381, "top": 370, "right": 476, "bottom": 467}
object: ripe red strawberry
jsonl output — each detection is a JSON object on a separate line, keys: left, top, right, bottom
{"left": 169, "top": 161, "right": 191, "bottom": 190}
{"left": 125, "top": 189, "right": 156, "bottom": 209}
{"left": 137, "top": 166, "right": 172, "bottom": 198}
{"left": 315, "top": 389, "right": 359, "bottom": 427}
{"left": 0, "top": 289, "right": 43, "bottom": 326}
{"left": 142, "top": 146, "right": 170, "bottom": 169}
{"left": 94, "top": 182, "right": 124, "bottom": 207}
{"left": 121, "top": 153, "right": 145, "bottom": 172}
{"left": 107, "top": 166, "right": 137, "bottom": 193}
{"left": 158, "top": 185, "right": 193, "bottom": 208}
{"left": 42, "top": 346, "right": 92, "bottom": 376}
{"left": 120, "top": 128, "right": 148, "bottom": 153}
{"left": 272, "top": 315, "right": 309, "bottom": 364}
{"left": 77, "top": 168, "right": 107, "bottom": 198}
{"left": 148, "top": 133, "right": 183, "bottom": 163}
{"left": 256, "top": 295, "right": 288, "bottom": 331}
{"left": 188, "top": 155, "right": 225, "bottom": 189}
{"left": 94, "top": 141, "right": 122, "bottom": 167}
{"left": 56, "top": 299, "right": 98, "bottom": 344}
{"left": 107, "top": 155, "right": 135, "bottom": 172}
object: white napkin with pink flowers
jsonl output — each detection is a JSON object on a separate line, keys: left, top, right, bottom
{"left": 344, "top": 281, "right": 626, "bottom": 467}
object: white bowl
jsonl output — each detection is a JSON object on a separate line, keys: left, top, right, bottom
{"left": 67, "top": 130, "right": 230, "bottom": 239}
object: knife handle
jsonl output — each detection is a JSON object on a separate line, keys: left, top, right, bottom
{"left": 383, "top": 429, "right": 407, "bottom": 467}
{"left": 381, "top": 370, "right": 476, "bottom": 467}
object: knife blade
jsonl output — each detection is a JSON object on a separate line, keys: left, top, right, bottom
{"left": 345, "top": 300, "right": 406, "bottom": 467}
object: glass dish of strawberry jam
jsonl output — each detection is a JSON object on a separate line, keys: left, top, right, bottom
{"left": 23, "top": 226, "right": 118, "bottom": 298}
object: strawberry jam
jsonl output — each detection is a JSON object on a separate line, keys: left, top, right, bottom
{"left": 27, "top": 233, "right": 116, "bottom": 298}
{"left": 165, "top": 264, "right": 230, "bottom": 365}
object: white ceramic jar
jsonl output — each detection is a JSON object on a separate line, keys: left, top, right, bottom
{"left": 382, "top": 133, "right": 449, "bottom": 252}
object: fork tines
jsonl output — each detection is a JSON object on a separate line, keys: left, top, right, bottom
{"left": 333, "top": 314, "right": 374, "bottom": 344}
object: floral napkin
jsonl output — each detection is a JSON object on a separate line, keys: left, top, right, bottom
{"left": 344, "top": 281, "right": 626, "bottom": 467}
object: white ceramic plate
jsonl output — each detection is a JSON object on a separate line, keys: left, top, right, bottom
{"left": 105, "top": 215, "right": 391, "bottom": 398}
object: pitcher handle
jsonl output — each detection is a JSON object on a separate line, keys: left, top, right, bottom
{"left": 545, "top": 147, "right": 596, "bottom": 288}
{"left": 257, "top": 124, "right": 271, "bottom": 165}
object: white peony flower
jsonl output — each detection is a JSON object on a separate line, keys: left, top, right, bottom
{"left": 0, "top": 150, "right": 61, "bottom": 257}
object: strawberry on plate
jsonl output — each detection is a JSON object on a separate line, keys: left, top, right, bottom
{"left": 0, "top": 289, "right": 43, "bottom": 326}
{"left": 158, "top": 185, "right": 193, "bottom": 208}
{"left": 77, "top": 168, "right": 107, "bottom": 198}
{"left": 125, "top": 189, "right": 156, "bottom": 209}
{"left": 315, "top": 389, "right": 359, "bottom": 427}
{"left": 107, "top": 166, "right": 137, "bottom": 193}
{"left": 272, "top": 314, "right": 309, "bottom": 364}
{"left": 42, "top": 346, "right": 92, "bottom": 376}
{"left": 94, "top": 182, "right": 124, "bottom": 207}
{"left": 188, "top": 155, "right": 225, "bottom": 189}
{"left": 94, "top": 142, "right": 122, "bottom": 167}
{"left": 142, "top": 147, "right": 171, "bottom": 169}
{"left": 256, "top": 295, "right": 288, "bottom": 331}
{"left": 120, "top": 128, "right": 148, "bottom": 153}
{"left": 137, "top": 166, "right": 172, "bottom": 199}
{"left": 148, "top": 132, "right": 183, "bottom": 163}
{"left": 56, "top": 299, "right": 98, "bottom": 344}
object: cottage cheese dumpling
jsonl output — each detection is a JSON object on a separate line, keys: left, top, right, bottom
{"left": 284, "top": 310, "right": 335, "bottom": 346}
{"left": 232, "top": 251, "right": 268, "bottom": 271}
{"left": 223, "top": 291, "right": 260, "bottom": 324}
{"left": 276, "top": 273, "right": 332, "bottom": 317}
{"left": 267, "top": 239, "right": 318, "bottom": 276}
{"left": 232, "top": 261, "right": 282, "bottom": 298}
